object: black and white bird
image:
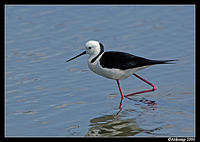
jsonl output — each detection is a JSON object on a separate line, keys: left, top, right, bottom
{"left": 66, "top": 40, "right": 176, "bottom": 100}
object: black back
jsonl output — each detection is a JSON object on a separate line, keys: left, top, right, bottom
{"left": 99, "top": 51, "right": 170, "bottom": 70}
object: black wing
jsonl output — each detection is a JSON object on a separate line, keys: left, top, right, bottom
{"left": 100, "top": 51, "right": 175, "bottom": 70}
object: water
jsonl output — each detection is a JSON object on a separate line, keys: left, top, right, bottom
{"left": 5, "top": 5, "right": 195, "bottom": 137}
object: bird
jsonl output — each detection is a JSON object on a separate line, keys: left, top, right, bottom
{"left": 66, "top": 40, "right": 177, "bottom": 100}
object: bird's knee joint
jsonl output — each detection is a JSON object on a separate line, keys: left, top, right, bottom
{"left": 152, "top": 85, "right": 157, "bottom": 91}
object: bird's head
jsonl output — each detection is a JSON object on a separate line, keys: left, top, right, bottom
{"left": 66, "top": 40, "right": 104, "bottom": 62}
{"left": 85, "top": 40, "right": 104, "bottom": 56}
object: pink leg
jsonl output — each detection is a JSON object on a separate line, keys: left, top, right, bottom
{"left": 116, "top": 80, "right": 124, "bottom": 99}
{"left": 116, "top": 80, "right": 124, "bottom": 111}
{"left": 125, "top": 73, "right": 157, "bottom": 97}
{"left": 116, "top": 77, "right": 157, "bottom": 109}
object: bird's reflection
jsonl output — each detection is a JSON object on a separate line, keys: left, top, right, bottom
{"left": 86, "top": 97, "right": 157, "bottom": 137}
{"left": 86, "top": 113, "right": 143, "bottom": 136}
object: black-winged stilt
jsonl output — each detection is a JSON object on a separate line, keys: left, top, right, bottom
{"left": 66, "top": 40, "right": 176, "bottom": 105}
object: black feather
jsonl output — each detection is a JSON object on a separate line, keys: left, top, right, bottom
{"left": 100, "top": 51, "right": 177, "bottom": 70}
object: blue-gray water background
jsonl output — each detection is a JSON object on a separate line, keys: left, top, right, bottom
{"left": 6, "top": 5, "right": 195, "bottom": 137}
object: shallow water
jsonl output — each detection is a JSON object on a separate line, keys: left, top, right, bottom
{"left": 5, "top": 5, "right": 195, "bottom": 137}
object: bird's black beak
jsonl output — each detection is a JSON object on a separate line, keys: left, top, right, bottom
{"left": 66, "top": 51, "right": 86, "bottom": 62}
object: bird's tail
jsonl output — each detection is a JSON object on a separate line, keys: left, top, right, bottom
{"left": 150, "top": 59, "right": 178, "bottom": 65}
